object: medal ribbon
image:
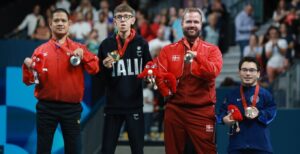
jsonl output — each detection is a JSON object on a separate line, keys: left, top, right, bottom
{"left": 116, "top": 29, "right": 136, "bottom": 58}
{"left": 182, "top": 37, "right": 200, "bottom": 51}
{"left": 240, "top": 84, "right": 260, "bottom": 110}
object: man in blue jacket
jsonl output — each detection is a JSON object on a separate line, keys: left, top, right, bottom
{"left": 218, "top": 57, "right": 276, "bottom": 154}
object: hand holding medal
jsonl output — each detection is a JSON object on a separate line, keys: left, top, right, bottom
{"left": 108, "top": 50, "right": 121, "bottom": 62}
{"left": 184, "top": 50, "right": 197, "bottom": 63}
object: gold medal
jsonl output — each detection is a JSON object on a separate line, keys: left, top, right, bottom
{"left": 109, "top": 50, "right": 120, "bottom": 61}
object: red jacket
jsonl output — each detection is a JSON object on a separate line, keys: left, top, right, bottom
{"left": 157, "top": 38, "right": 223, "bottom": 106}
{"left": 23, "top": 38, "right": 99, "bottom": 103}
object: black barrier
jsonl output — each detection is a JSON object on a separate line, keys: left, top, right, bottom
{"left": 0, "top": 145, "right": 3, "bottom": 154}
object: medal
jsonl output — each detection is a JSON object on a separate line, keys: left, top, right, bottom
{"left": 182, "top": 37, "right": 200, "bottom": 63}
{"left": 70, "top": 55, "right": 81, "bottom": 66}
{"left": 108, "top": 50, "right": 120, "bottom": 61}
{"left": 184, "top": 52, "right": 195, "bottom": 63}
{"left": 240, "top": 84, "right": 260, "bottom": 119}
{"left": 245, "top": 106, "right": 259, "bottom": 119}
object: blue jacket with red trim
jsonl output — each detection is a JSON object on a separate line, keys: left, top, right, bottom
{"left": 217, "top": 85, "right": 277, "bottom": 153}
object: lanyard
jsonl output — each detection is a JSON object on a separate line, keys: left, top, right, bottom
{"left": 240, "top": 84, "right": 260, "bottom": 109}
{"left": 182, "top": 37, "right": 200, "bottom": 51}
{"left": 116, "top": 29, "right": 136, "bottom": 58}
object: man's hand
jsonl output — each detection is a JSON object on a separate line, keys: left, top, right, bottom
{"left": 24, "top": 57, "right": 33, "bottom": 69}
{"left": 103, "top": 54, "right": 115, "bottom": 68}
{"left": 223, "top": 113, "right": 236, "bottom": 126}
{"left": 73, "top": 48, "right": 84, "bottom": 59}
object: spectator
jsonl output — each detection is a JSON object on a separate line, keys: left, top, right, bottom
{"left": 14, "top": 4, "right": 43, "bottom": 38}
{"left": 86, "top": 29, "right": 100, "bottom": 55}
{"left": 159, "top": 15, "right": 173, "bottom": 41}
{"left": 235, "top": 4, "right": 257, "bottom": 58}
{"left": 243, "top": 34, "right": 262, "bottom": 58}
{"left": 279, "top": 23, "right": 295, "bottom": 64}
{"left": 55, "top": 0, "right": 71, "bottom": 13}
{"left": 69, "top": 11, "right": 92, "bottom": 42}
{"left": 143, "top": 83, "right": 154, "bottom": 141}
{"left": 136, "top": 10, "right": 156, "bottom": 41}
{"left": 31, "top": 17, "right": 51, "bottom": 41}
{"left": 203, "top": 12, "right": 220, "bottom": 45}
{"left": 45, "top": 5, "right": 56, "bottom": 24}
{"left": 265, "top": 26, "right": 288, "bottom": 83}
{"left": 93, "top": 11, "right": 109, "bottom": 43}
{"left": 95, "top": 0, "right": 113, "bottom": 22}
{"left": 148, "top": 26, "right": 171, "bottom": 58}
{"left": 284, "top": 6, "right": 298, "bottom": 26}
{"left": 172, "top": 8, "right": 184, "bottom": 42}
{"left": 85, "top": 10, "right": 94, "bottom": 27}
{"left": 75, "top": 0, "right": 97, "bottom": 17}
{"left": 272, "top": 0, "right": 288, "bottom": 27}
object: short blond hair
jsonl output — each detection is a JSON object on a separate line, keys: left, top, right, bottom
{"left": 182, "top": 8, "right": 203, "bottom": 22}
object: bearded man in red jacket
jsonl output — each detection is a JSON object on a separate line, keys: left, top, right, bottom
{"left": 156, "top": 8, "right": 223, "bottom": 154}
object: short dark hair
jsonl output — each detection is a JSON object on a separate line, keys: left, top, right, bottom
{"left": 114, "top": 3, "right": 135, "bottom": 16}
{"left": 238, "top": 57, "right": 261, "bottom": 71}
{"left": 51, "top": 8, "right": 70, "bottom": 19}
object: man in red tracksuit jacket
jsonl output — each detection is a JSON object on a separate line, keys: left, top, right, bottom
{"left": 22, "top": 9, "right": 99, "bottom": 154}
{"left": 156, "top": 8, "right": 223, "bottom": 154}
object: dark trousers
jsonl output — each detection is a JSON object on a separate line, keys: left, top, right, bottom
{"left": 237, "top": 40, "right": 249, "bottom": 58}
{"left": 101, "top": 112, "right": 144, "bottom": 154}
{"left": 36, "top": 100, "right": 82, "bottom": 154}
{"left": 144, "top": 113, "right": 153, "bottom": 136}
{"left": 229, "top": 149, "right": 273, "bottom": 154}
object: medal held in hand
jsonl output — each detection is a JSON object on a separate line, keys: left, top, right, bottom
{"left": 70, "top": 55, "right": 81, "bottom": 66}
{"left": 109, "top": 50, "right": 121, "bottom": 61}
{"left": 184, "top": 52, "right": 195, "bottom": 63}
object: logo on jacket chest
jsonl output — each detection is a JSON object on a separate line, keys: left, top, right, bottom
{"left": 112, "top": 58, "right": 143, "bottom": 77}
{"left": 172, "top": 55, "right": 180, "bottom": 61}
{"left": 137, "top": 46, "right": 142, "bottom": 57}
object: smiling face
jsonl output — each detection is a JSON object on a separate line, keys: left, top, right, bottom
{"left": 239, "top": 62, "right": 260, "bottom": 86}
{"left": 49, "top": 11, "right": 70, "bottom": 38}
{"left": 182, "top": 11, "right": 202, "bottom": 40}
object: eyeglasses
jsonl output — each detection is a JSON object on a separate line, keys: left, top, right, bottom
{"left": 240, "top": 68, "right": 258, "bottom": 73}
{"left": 114, "top": 15, "right": 133, "bottom": 21}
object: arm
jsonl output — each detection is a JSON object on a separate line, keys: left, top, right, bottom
{"left": 22, "top": 49, "right": 39, "bottom": 85}
{"left": 217, "top": 96, "right": 236, "bottom": 125}
{"left": 22, "top": 58, "right": 35, "bottom": 86}
{"left": 142, "top": 40, "right": 152, "bottom": 68}
{"left": 81, "top": 45, "right": 100, "bottom": 74}
{"left": 192, "top": 46, "right": 223, "bottom": 80}
{"left": 278, "top": 39, "right": 288, "bottom": 56}
{"left": 257, "top": 91, "right": 277, "bottom": 126}
{"left": 18, "top": 15, "right": 30, "bottom": 31}
{"left": 156, "top": 48, "right": 175, "bottom": 96}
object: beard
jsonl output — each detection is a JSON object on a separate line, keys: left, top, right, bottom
{"left": 183, "top": 28, "right": 200, "bottom": 40}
